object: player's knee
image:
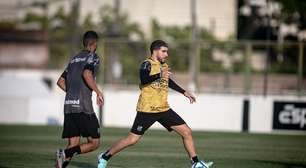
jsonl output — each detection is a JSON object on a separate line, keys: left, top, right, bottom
{"left": 126, "top": 136, "right": 139, "bottom": 145}
{"left": 89, "top": 139, "right": 100, "bottom": 150}
{"left": 181, "top": 128, "right": 192, "bottom": 138}
{"left": 93, "top": 141, "right": 100, "bottom": 149}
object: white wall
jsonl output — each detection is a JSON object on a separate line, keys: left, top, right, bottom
{"left": 28, "top": 97, "right": 64, "bottom": 125}
{"left": 103, "top": 91, "right": 306, "bottom": 133}
{"left": 1, "top": 88, "right": 305, "bottom": 133}
{"left": 0, "top": 97, "right": 29, "bottom": 124}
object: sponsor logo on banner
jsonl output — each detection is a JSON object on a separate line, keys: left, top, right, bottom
{"left": 273, "top": 101, "right": 306, "bottom": 130}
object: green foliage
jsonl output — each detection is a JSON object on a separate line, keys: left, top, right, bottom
{"left": 97, "top": 5, "right": 144, "bottom": 40}
{"left": 151, "top": 19, "right": 224, "bottom": 72}
{"left": 270, "top": 62, "right": 297, "bottom": 74}
{"left": 0, "top": 20, "right": 17, "bottom": 29}
{"left": 200, "top": 46, "right": 225, "bottom": 72}
{"left": 117, "top": 42, "right": 147, "bottom": 84}
{"left": 275, "top": 0, "right": 306, "bottom": 15}
{"left": 0, "top": 3, "right": 225, "bottom": 75}
{"left": 48, "top": 6, "right": 72, "bottom": 69}
{"left": 82, "top": 13, "right": 95, "bottom": 31}
{"left": 23, "top": 12, "right": 48, "bottom": 30}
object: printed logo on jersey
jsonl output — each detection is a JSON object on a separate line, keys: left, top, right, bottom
{"left": 65, "top": 99, "right": 80, "bottom": 107}
{"left": 151, "top": 78, "right": 168, "bottom": 90}
{"left": 70, "top": 57, "right": 86, "bottom": 64}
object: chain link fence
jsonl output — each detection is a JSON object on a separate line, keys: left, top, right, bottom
{"left": 93, "top": 39, "right": 305, "bottom": 95}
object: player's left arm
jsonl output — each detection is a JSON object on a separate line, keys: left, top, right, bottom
{"left": 83, "top": 69, "right": 104, "bottom": 106}
{"left": 83, "top": 54, "right": 104, "bottom": 106}
{"left": 169, "top": 78, "right": 196, "bottom": 104}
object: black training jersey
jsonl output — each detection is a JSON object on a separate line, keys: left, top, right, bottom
{"left": 61, "top": 50, "right": 100, "bottom": 114}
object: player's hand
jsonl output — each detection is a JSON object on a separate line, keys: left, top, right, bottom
{"left": 96, "top": 91, "right": 104, "bottom": 106}
{"left": 184, "top": 91, "right": 196, "bottom": 104}
{"left": 161, "top": 67, "right": 172, "bottom": 79}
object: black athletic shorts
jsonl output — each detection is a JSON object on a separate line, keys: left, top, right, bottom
{"left": 62, "top": 113, "right": 100, "bottom": 139}
{"left": 131, "top": 108, "right": 186, "bottom": 135}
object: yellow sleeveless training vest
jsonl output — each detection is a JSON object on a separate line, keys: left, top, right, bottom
{"left": 136, "top": 58, "right": 170, "bottom": 113}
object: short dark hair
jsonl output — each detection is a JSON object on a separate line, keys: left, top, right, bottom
{"left": 83, "top": 30, "right": 99, "bottom": 47}
{"left": 150, "top": 40, "right": 168, "bottom": 54}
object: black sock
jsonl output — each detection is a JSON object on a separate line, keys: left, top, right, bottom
{"left": 192, "top": 156, "right": 199, "bottom": 163}
{"left": 64, "top": 145, "right": 81, "bottom": 158}
{"left": 102, "top": 150, "right": 112, "bottom": 161}
{"left": 62, "top": 160, "right": 70, "bottom": 168}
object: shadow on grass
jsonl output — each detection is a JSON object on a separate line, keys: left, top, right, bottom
{"left": 256, "top": 160, "right": 306, "bottom": 168}
{"left": 70, "top": 161, "right": 96, "bottom": 168}
{"left": 0, "top": 165, "right": 9, "bottom": 168}
{"left": 71, "top": 161, "right": 125, "bottom": 168}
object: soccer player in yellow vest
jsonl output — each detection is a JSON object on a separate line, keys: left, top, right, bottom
{"left": 98, "top": 40, "right": 213, "bottom": 168}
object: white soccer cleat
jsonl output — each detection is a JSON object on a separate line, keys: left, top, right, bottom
{"left": 55, "top": 149, "right": 65, "bottom": 168}
{"left": 192, "top": 160, "right": 213, "bottom": 168}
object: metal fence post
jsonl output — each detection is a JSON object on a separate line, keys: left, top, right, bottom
{"left": 298, "top": 42, "right": 304, "bottom": 96}
{"left": 244, "top": 42, "right": 251, "bottom": 95}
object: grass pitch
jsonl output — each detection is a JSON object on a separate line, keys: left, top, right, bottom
{"left": 0, "top": 125, "right": 305, "bottom": 168}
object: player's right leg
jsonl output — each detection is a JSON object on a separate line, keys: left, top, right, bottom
{"left": 98, "top": 112, "right": 157, "bottom": 168}
{"left": 55, "top": 149, "right": 65, "bottom": 168}
{"left": 55, "top": 137, "right": 80, "bottom": 168}
{"left": 55, "top": 114, "right": 81, "bottom": 168}
{"left": 98, "top": 133, "right": 142, "bottom": 168}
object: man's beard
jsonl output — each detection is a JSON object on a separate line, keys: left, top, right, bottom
{"left": 158, "top": 58, "right": 165, "bottom": 64}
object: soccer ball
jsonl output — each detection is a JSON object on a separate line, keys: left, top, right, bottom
{"left": 191, "top": 160, "right": 212, "bottom": 168}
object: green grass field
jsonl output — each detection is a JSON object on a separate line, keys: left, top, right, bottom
{"left": 0, "top": 125, "right": 305, "bottom": 168}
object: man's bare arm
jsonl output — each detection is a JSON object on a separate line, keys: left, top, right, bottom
{"left": 83, "top": 69, "right": 104, "bottom": 106}
{"left": 57, "top": 77, "right": 66, "bottom": 92}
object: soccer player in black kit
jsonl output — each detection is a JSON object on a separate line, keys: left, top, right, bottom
{"left": 55, "top": 30, "right": 104, "bottom": 168}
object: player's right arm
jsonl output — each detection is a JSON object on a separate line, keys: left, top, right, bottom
{"left": 57, "top": 71, "right": 67, "bottom": 92}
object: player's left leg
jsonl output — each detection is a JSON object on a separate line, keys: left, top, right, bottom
{"left": 66, "top": 136, "right": 81, "bottom": 158}
{"left": 158, "top": 109, "right": 213, "bottom": 167}
{"left": 172, "top": 124, "right": 213, "bottom": 167}
{"left": 171, "top": 124, "right": 196, "bottom": 158}
{"left": 77, "top": 113, "right": 100, "bottom": 154}
{"left": 80, "top": 137, "right": 100, "bottom": 153}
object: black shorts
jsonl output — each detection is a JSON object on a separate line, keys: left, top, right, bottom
{"left": 131, "top": 109, "right": 186, "bottom": 135}
{"left": 62, "top": 113, "right": 100, "bottom": 139}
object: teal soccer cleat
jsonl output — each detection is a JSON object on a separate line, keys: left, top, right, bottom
{"left": 97, "top": 154, "right": 108, "bottom": 168}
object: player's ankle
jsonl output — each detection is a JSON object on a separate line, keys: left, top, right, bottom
{"left": 191, "top": 155, "right": 199, "bottom": 163}
{"left": 101, "top": 150, "right": 112, "bottom": 161}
